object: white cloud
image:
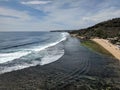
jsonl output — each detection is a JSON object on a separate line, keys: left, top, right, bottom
{"left": 0, "top": 7, "right": 36, "bottom": 31}
{"left": 21, "top": 1, "right": 51, "bottom": 5}
{"left": 32, "top": 0, "right": 88, "bottom": 29}
{"left": 82, "top": 7, "right": 120, "bottom": 23}
{"left": 0, "top": 7, "right": 31, "bottom": 21}
{"left": 0, "top": 0, "right": 120, "bottom": 31}
{"left": 43, "top": 0, "right": 120, "bottom": 29}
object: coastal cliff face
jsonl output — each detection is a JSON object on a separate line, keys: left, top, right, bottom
{"left": 69, "top": 18, "right": 120, "bottom": 39}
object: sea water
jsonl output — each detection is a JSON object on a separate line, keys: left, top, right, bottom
{"left": 0, "top": 32, "right": 69, "bottom": 74}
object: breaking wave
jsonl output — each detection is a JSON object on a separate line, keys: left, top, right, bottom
{"left": 0, "top": 32, "right": 69, "bottom": 74}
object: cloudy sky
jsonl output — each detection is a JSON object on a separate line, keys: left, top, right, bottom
{"left": 0, "top": 0, "right": 120, "bottom": 31}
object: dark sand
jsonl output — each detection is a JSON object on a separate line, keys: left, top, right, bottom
{"left": 0, "top": 37, "right": 120, "bottom": 90}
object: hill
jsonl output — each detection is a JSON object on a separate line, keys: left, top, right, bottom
{"left": 69, "top": 18, "right": 120, "bottom": 39}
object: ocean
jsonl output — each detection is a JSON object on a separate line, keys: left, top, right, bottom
{"left": 0, "top": 32, "right": 69, "bottom": 74}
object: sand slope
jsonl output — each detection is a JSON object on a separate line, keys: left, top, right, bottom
{"left": 92, "top": 38, "right": 120, "bottom": 60}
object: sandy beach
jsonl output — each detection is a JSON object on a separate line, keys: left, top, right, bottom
{"left": 92, "top": 38, "right": 120, "bottom": 60}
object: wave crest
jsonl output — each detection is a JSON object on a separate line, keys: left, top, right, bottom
{"left": 0, "top": 32, "right": 69, "bottom": 74}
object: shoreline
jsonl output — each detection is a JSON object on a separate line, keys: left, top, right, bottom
{"left": 81, "top": 39, "right": 114, "bottom": 57}
{"left": 92, "top": 38, "right": 120, "bottom": 60}
{"left": 0, "top": 36, "right": 120, "bottom": 89}
{"left": 70, "top": 34, "right": 120, "bottom": 60}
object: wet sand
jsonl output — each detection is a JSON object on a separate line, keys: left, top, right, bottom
{"left": 0, "top": 37, "right": 120, "bottom": 90}
{"left": 92, "top": 38, "right": 120, "bottom": 60}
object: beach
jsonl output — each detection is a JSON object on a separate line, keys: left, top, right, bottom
{"left": 0, "top": 36, "right": 120, "bottom": 90}
{"left": 92, "top": 38, "right": 120, "bottom": 60}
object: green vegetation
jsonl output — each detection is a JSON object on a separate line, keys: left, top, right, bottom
{"left": 69, "top": 18, "right": 120, "bottom": 39}
{"left": 81, "top": 40, "right": 114, "bottom": 57}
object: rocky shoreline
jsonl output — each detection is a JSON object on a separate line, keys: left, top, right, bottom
{"left": 0, "top": 36, "right": 120, "bottom": 90}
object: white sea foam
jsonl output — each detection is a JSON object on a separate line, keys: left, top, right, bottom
{"left": 31, "top": 32, "right": 69, "bottom": 52}
{"left": 0, "top": 49, "right": 65, "bottom": 74}
{"left": 0, "top": 32, "right": 69, "bottom": 74}
{"left": 0, "top": 65, "right": 29, "bottom": 74}
{"left": 0, "top": 51, "right": 31, "bottom": 64}
{"left": 40, "top": 49, "right": 64, "bottom": 65}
